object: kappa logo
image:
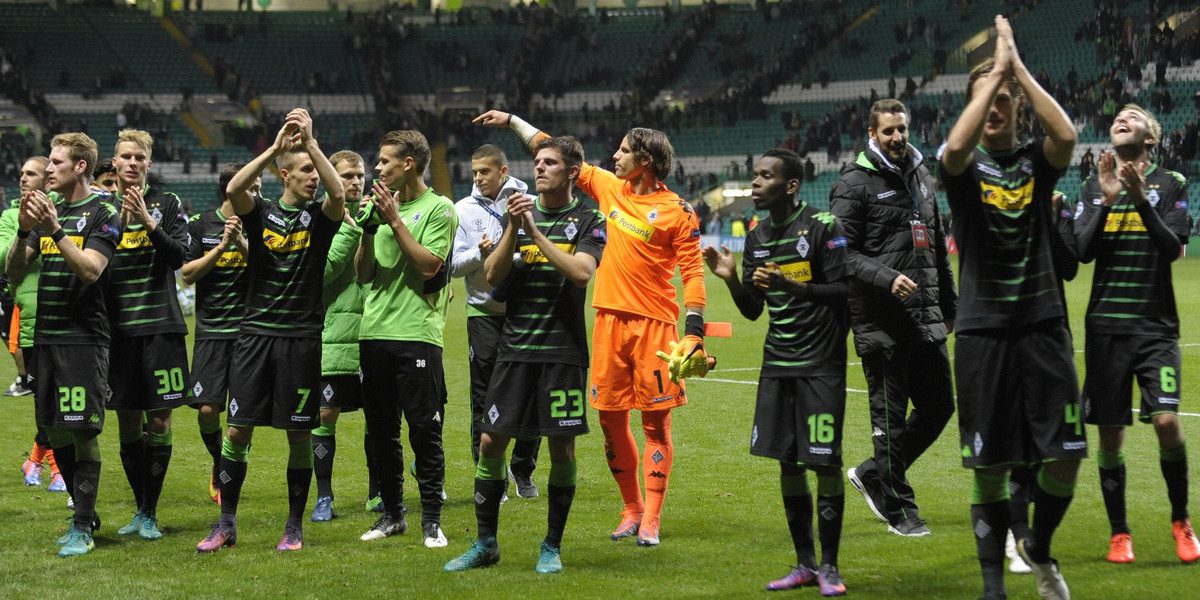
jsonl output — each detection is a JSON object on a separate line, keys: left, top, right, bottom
{"left": 753, "top": 250, "right": 770, "bottom": 258}
{"left": 976, "top": 163, "right": 1003, "bottom": 179}
{"left": 810, "top": 447, "right": 832, "bottom": 455}
{"left": 877, "top": 190, "right": 897, "bottom": 200}
{"left": 267, "top": 213, "right": 287, "bottom": 228}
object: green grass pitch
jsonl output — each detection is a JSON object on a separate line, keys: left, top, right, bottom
{"left": 2, "top": 256, "right": 1199, "bottom": 598}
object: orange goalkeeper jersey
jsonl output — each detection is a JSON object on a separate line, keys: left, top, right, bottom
{"left": 577, "top": 163, "right": 705, "bottom": 325}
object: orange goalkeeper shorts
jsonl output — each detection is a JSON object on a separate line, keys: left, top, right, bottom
{"left": 589, "top": 309, "right": 687, "bottom": 412}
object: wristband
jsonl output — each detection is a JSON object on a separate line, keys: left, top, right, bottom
{"left": 50, "top": 229, "right": 66, "bottom": 243}
{"left": 685, "top": 313, "right": 705, "bottom": 338}
{"left": 16, "top": 230, "right": 29, "bottom": 239}
{"left": 362, "top": 225, "right": 379, "bottom": 236}
{"left": 508, "top": 115, "right": 540, "bottom": 147}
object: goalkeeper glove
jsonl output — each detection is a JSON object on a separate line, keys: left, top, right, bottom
{"left": 654, "top": 335, "right": 715, "bottom": 384}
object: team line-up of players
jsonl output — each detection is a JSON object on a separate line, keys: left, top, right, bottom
{"left": 8, "top": 14, "right": 1197, "bottom": 600}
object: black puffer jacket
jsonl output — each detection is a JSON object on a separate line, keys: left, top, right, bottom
{"left": 829, "top": 143, "right": 956, "bottom": 356}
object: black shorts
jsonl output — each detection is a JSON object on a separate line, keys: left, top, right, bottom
{"left": 319, "top": 373, "right": 363, "bottom": 411}
{"left": 227, "top": 335, "right": 321, "bottom": 430}
{"left": 482, "top": 361, "right": 590, "bottom": 438}
{"left": 190, "top": 338, "right": 236, "bottom": 410}
{"left": 955, "top": 322, "right": 1088, "bottom": 468}
{"left": 1084, "top": 333, "right": 1183, "bottom": 425}
{"left": 32, "top": 344, "right": 109, "bottom": 430}
{"left": 751, "top": 374, "right": 846, "bottom": 466}
{"left": 107, "top": 334, "right": 192, "bottom": 411}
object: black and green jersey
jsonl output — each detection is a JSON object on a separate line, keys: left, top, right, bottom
{"left": 941, "top": 141, "right": 1066, "bottom": 331}
{"left": 106, "top": 186, "right": 189, "bottom": 337}
{"left": 28, "top": 192, "right": 122, "bottom": 345}
{"left": 186, "top": 209, "right": 248, "bottom": 340}
{"left": 240, "top": 196, "right": 340, "bottom": 338}
{"left": 1075, "top": 164, "right": 1191, "bottom": 336}
{"left": 739, "top": 202, "right": 849, "bottom": 377}
{"left": 496, "top": 197, "right": 606, "bottom": 366}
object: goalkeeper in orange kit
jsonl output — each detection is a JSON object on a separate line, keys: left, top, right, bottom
{"left": 475, "top": 110, "right": 710, "bottom": 547}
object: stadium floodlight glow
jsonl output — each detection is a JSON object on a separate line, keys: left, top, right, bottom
{"left": 722, "top": 188, "right": 752, "bottom": 198}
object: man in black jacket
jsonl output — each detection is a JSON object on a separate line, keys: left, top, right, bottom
{"left": 830, "top": 99, "right": 956, "bottom": 537}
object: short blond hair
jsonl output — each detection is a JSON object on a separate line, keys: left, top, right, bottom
{"left": 51, "top": 133, "right": 99, "bottom": 174}
{"left": 329, "top": 150, "right": 364, "bottom": 169}
{"left": 1120, "top": 103, "right": 1162, "bottom": 148}
{"left": 116, "top": 129, "right": 154, "bottom": 156}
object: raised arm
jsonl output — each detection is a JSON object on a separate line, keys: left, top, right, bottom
{"left": 703, "top": 244, "right": 763, "bottom": 321}
{"left": 473, "top": 110, "right": 551, "bottom": 153}
{"left": 181, "top": 216, "right": 242, "bottom": 285}
{"left": 228, "top": 120, "right": 299, "bottom": 215}
{"left": 998, "top": 17, "right": 1076, "bottom": 169}
{"left": 484, "top": 193, "right": 525, "bottom": 288}
{"left": 368, "top": 180, "right": 445, "bottom": 280}
{"left": 942, "top": 17, "right": 1014, "bottom": 177}
{"left": 286, "top": 109, "right": 347, "bottom": 222}
{"left": 26, "top": 191, "right": 111, "bottom": 285}
{"left": 5, "top": 196, "right": 38, "bottom": 280}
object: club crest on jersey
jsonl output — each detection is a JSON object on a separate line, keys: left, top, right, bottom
{"left": 76, "top": 214, "right": 88, "bottom": 231}
{"left": 151, "top": 207, "right": 163, "bottom": 223}
{"left": 1074, "top": 203, "right": 1085, "bottom": 219}
{"left": 796, "top": 237, "right": 810, "bottom": 258}
{"left": 564, "top": 221, "right": 578, "bottom": 241}
{"left": 1147, "top": 189, "right": 1160, "bottom": 207}
{"left": 412, "top": 211, "right": 422, "bottom": 225}
{"left": 300, "top": 211, "right": 312, "bottom": 227}
{"left": 647, "top": 208, "right": 659, "bottom": 223}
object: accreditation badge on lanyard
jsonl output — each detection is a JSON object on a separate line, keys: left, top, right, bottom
{"left": 910, "top": 219, "right": 930, "bottom": 256}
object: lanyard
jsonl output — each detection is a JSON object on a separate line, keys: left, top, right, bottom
{"left": 479, "top": 199, "right": 503, "bottom": 224}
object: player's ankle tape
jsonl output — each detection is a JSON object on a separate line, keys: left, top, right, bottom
{"left": 147, "top": 431, "right": 172, "bottom": 447}
{"left": 548, "top": 459, "right": 577, "bottom": 487}
{"left": 1036, "top": 468, "right": 1075, "bottom": 498}
{"left": 1097, "top": 450, "right": 1125, "bottom": 469}
{"left": 971, "top": 471, "right": 1010, "bottom": 504}
{"left": 1160, "top": 443, "right": 1186, "bottom": 462}
{"left": 476, "top": 455, "right": 506, "bottom": 481}
{"left": 816, "top": 472, "right": 844, "bottom": 497}
{"left": 288, "top": 440, "right": 314, "bottom": 469}
{"left": 221, "top": 438, "right": 250, "bottom": 462}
